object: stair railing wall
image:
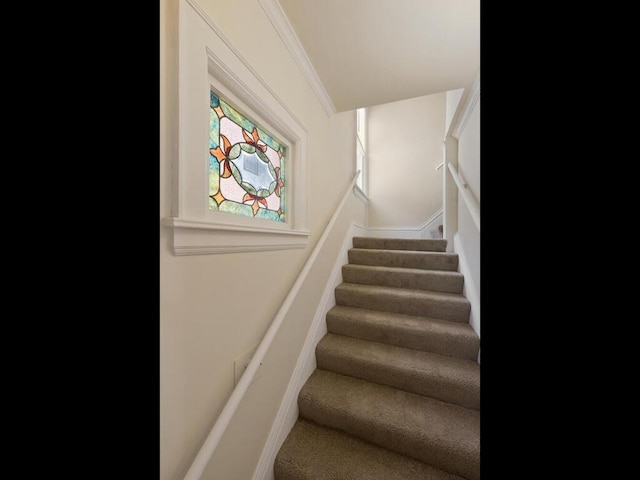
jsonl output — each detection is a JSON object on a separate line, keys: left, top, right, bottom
{"left": 442, "top": 70, "right": 480, "bottom": 247}
{"left": 442, "top": 70, "right": 480, "bottom": 342}
{"left": 181, "top": 170, "right": 362, "bottom": 480}
{"left": 446, "top": 162, "right": 480, "bottom": 232}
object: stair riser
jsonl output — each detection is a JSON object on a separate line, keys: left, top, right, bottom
{"left": 316, "top": 343, "right": 480, "bottom": 409}
{"left": 342, "top": 265, "right": 463, "bottom": 293}
{"left": 353, "top": 237, "right": 447, "bottom": 252}
{"left": 348, "top": 249, "right": 458, "bottom": 271}
{"left": 335, "top": 288, "right": 471, "bottom": 323}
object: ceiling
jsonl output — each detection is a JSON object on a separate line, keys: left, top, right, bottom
{"left": 276, "top": 0, "right": 480, "bottom": 113}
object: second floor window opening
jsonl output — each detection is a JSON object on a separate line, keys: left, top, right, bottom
{"left": 356, "top": 107, "right": 367, "bottom": 193}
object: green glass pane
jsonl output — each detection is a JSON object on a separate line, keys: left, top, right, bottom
{"left": 240, "top": 143, "right": 256, "bottom": 154}
{"left": 220, "top": 200, "right": 253, "bottom": 218}
{"left": 209, "top": 197, "right": 219, "bottom": 210}
{"left": 256, "top": 149, "right": 269, "bottom": 163}
{"left": 210, "top": 90, "right": 220, "bottom": 108}
{"left": 228, "top": 144, "right": 241, "bottom": 160}
{"left": 241, "top": 182, "right": 256, "bottom": 195}
{"left": 230, "top": 162, "right": 243, "bottom": 184}
{"left": 256, "top": 209, "right": 281, "bottom": 222}
{"left": 280, "top": 186, "right": 286, "bottom": 213}
{"left": 255, "top": 126, "right": 283, "bottom": 152}
{"left": 209, "top": 110, "right": 219, "bottom": 150}
{"left": 268, "top": 162, "right": 276, "bottom": 179}
{"left": 209, "top": 157, "right": 220, "bottom": 196}
{"left": 268, "top": 181, "right": 277, "bottom": 195}
{"left": 257, "top": 188, "right": 270, "bottom": 198}
{"left": 219, "top": 98, "right": 255, "bottom": 133}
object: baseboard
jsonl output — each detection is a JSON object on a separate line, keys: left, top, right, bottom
{"left": 251, "top": 221, "right": 362, "bottom": 480}
{"left": 364, "top": 209, "right": 443, "bottom": 239}
{"left": 452, "top": 233, "right": 480, "bottom": 340}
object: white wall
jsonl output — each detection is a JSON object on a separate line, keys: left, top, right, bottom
{"left": 367, "top": 93, "right": 445, "bottom": 228}
{"left": 160, "top": 1, "right": 365, "bottom": 479}
{"left": 446, "top": 88, "right": 464, "bottom": 134}
{"left": 457, "top": 100, "right": 480, "bottom": 206}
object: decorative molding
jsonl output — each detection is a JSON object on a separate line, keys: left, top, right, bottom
{"left": 161, "top": 218, "right": 310, "bottom": 256}
{"left": 257, "top": 0, "right": 336, "bottom": 117}
{"left": 447, "top": 69, "right": 480, "bottom": 140}
{"left": 365, "top": 209, "right": 443, "bottom": 239}
{"left": 170, "top": 0, "right": 310, "bottom": 256}
{"left": 162, "top": 218, "right": 309, "bottom": 235}
{"left": 174, "top": 244, "right": 307, "bottom": 256}
{"left": 453, "top": 233, "right": 480, "bottom": 339}
{"left": 186, "top": 0, "right": 307, "bottom": 131}
{"left": 206, "top": 47, "right": 304, "bottom": 143}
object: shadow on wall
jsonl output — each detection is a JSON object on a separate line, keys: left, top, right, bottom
{"left": 429, "top": 225, "right": 443, "bottom": 239}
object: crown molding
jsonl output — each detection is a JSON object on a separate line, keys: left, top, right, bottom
{"left": 258, "top": 0, "right": 336, "bottom": 117}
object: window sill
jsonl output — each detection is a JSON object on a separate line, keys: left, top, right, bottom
{"left": 161, "top": 217, "right": 310, "bottom": 255}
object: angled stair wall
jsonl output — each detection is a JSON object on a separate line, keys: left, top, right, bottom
{"left": 274, "top": 236, "right": 480, "bottom": 480}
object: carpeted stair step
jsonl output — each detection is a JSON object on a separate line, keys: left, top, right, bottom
{"left": 342, "top": 264, "right": 464, "bottom": 293}
{"left": 274, "top": 418, "right": 467, "bottom": 480}
{"left": 316, "top": 333, "right": 480, "bottom": 409}
{"left": 335, "top": 283, "right": 471, "bottom": 323}
{"left": 326, "top": 305, "right": 480, "bottom": 361}
{"left": 353, "top": 236, "right": 447, "bottom": 252}
{"left": 298, "top": 369, "right": 480, "bottom": 480}
{"left": 348, "top": 248, "right": 459, "bottom": 271}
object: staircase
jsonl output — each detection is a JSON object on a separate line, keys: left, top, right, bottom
{"left": 274, "top": 236, "right": 480, "bottom": 480}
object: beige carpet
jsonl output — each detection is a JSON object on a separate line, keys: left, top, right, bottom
{"left": 274, "top": 237, "right": 480, "bottom": 480}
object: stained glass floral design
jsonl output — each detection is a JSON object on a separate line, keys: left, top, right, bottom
{"left": 209, "top": 89, "right": 286, "bottom": 222}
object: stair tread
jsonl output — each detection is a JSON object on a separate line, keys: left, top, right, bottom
{"left": 275, "top": 418, "right": 467, "bottom": 480}
{"left": 335, "top": 283, "right": 471, "bottom": 323}
{"left": 349, "top": 248, "right": 458, "bottom": 258}
{"left": 337, "top": 282, "right": 469, "bottom": 302}
{"left": 316, "top": 333, "right": 479, "bottom": 409}
{"left": 326, "top": 305, "right": 479, "bottom": 360}
{"left": 299, "top": 369, "right": 480, "bottom": 480}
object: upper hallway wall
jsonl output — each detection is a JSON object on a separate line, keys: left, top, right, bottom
{"left": 367, "top": 92, "right": 446, "bottom": 229}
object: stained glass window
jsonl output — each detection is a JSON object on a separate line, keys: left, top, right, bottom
{"left": 209, "top": 89, "right": 287, "bottom": 222}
